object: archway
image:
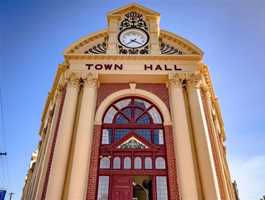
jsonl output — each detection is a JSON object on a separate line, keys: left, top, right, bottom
{"left": 96, "top": 96, "right": 169, "bottom": 200}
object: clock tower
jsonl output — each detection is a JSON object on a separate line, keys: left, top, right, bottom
{"left": 22, "top": 3, "right": 239, "bottom": 200}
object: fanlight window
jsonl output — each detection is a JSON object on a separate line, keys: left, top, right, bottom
{"left": 113, "top": 157, "right": 121, "bottom": 169}
{"left": 124, "top": 157, "right": 132, "bottom": 169}
{"left": 100, "top": 157, "right": 110, "bottom": 169}
{"left": 155, "top": 157, "right": 166, "bottom": 169}
{"left": 134, "top": 157, "right": 142, "bottom": 169}
{"left": 102, "top": 97, "right": 164, "bottom": 144}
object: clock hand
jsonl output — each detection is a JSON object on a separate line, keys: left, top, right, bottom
{"left": 132, "top": 40, "right": 143, "bottom": 45}
{"left": 125, "top": 40, "right": 134, "bottom": 45}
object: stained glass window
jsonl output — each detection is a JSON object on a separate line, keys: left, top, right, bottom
{"left": 102, "top": 97, "right": 164, "bottom": 145}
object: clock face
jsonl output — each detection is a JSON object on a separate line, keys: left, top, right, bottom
{"left": 118, "top": 28, "right": 149, "bottom": 48}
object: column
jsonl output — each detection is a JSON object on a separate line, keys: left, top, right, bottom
{"left": 35, "top": 88, "right": 63, "bottom": 200}
{"left": 168, "top": 74, "right": 199, "bottom": 200}
{"left": 45, "top": 73, "right": 80, "bottom": 200}
{"left": 67, "top": 73, "right": 98, "bottom": 200}
{"left": 186, "top": 74, "right": 221, "bottom": 200}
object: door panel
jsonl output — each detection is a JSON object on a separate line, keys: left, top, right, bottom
{"left": 111, "top": 176, "right": 132, "bottom": 200}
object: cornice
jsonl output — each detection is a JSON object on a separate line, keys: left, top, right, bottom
{"left": 39, "top": 63, "right": 67, "bottom": 136}
{"left": 200, "top": 64, "right": 226, "bottom": 141}
{"left": 64, "top": 54, "right": 202, "bottom": 61}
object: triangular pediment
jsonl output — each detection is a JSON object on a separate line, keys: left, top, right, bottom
{"left": 112, "top": 132, "right": 157, "bottom": 150}
{"left": 108, "top": 3, "right": 160, "bottom": 17}
{"left": 64, "top": 3, "right": 203, "bottom": 57}
{"left": 118, "top": 137, "right": 148, "bottom": 149}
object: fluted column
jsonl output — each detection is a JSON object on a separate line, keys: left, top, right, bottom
{"left": 45, "top": 73, "right": 80, "bottom": 200}
{"left": 67, "top": 73, "right": 98, "bottom": 200}
{"left": 186, "top": 74, "right": 221, "bottom": 200}
{"left": 168, "top": 74, "right": 199, "bottom": 200}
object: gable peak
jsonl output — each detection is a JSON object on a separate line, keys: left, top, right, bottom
{"left": 108, "top": 3, "right": 160, "bottom": 17}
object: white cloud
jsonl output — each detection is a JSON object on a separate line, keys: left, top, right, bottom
{"left": 229, "top": 155, "right": 265, "bottom": 200}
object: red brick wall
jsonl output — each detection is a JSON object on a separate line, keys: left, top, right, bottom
{"left": 96, "top": 83, "right": 170, "bottom": 109}
{"left": 164, "top": 125, "right": 180, "bottom": 200}
{"left": 86, "top": 125, "right": 101, "bottom": 200}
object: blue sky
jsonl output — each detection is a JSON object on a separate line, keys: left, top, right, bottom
{"left": 1, "top": 0, "right": 265, "bottom": 199}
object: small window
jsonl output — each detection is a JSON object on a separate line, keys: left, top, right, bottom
{"left": 134, "top": 157, "right": 142, "bottom": 169}
{"left": 102, "top": 129, "right": 112, "bottom": 144}
{"left": 156, "top": 176, "right": 168, "bottom": 200}
{"left": 154, "top": 129, "right": 164, "bottom": 144}
{"left": 97, "top": 176, "right": 109, "bottom": 200}
{"left": 113, "top": 157, "right": 121, "bottom": 169}
{"left": 124, "top": 157, "right": 131, "bottom": 169}
{"left": 100, "top": 157, "right": 110, "bottom": 169}
{"left": 155, "top": 157, "right": 166, "bottom": 169}
{"left": 144, "top": 157, "right": 152, "bottom": 169}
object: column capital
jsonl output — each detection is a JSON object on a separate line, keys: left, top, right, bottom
{"left": 186, "top": 73, "right": 203, "bottom": 89}
{"left": 66, "top": 73, "right": 80, "bottom": 88}
{"left": 168, "top": 73, "right": 190, "bottom": 88}
{"left": 82, "top": 72, "right": 98, "bottom": 88}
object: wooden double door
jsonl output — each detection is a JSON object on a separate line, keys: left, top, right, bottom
{"left": 111, "top": 175, "right": 150, "bottom": 200}
{"left": 111, "top": 176, "right": 132, "bottom": 200}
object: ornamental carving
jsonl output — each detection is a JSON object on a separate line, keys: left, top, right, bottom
{"left": 159, "top": 38, "right": 184, "bottom": 55}
{"left": 84, "top": 38, "right": 108, "bottom": 54}
{"left": 120, "top": 11, "right": 148, "bottom": 31}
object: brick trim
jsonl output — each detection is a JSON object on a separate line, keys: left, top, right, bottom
{"left": 164, "top": 125, "right": 180, "bottom": 200}
{"left": 86, "top": 125, "right": 101, "bottom": 200}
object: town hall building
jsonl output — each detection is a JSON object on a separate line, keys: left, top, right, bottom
{"left": 22, "top": 4, "right": 238, "bottom": 200}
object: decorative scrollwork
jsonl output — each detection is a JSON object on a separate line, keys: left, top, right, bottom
{"left": 118, "top": 45, "right": 149, "bottom": 55}
{"left": 84, "top": 38, "right": 107, "bottom": 54}
{"left": 120, "top": 11, "right": 148, "bottom": 31}
{"left": 160, "top": 38, "right": 183, "bottom": 55}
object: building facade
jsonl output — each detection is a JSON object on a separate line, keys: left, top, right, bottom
{"left": 22, "top": 4, "right": 238, "bottom": 200}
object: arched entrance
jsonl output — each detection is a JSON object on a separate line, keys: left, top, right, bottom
{"left": 96, "top": 97, "right": 169, "bottom": 200}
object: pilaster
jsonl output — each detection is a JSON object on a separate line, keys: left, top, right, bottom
{"left": 67, "top": 73, "right": 98, "bottom": 200}
{"left": 44, "top": 73, "right": 80, "bottom": 200}
{"left": 168, "top": 73, "right": 199, "bottom": 200}
{"left": 186, "top": 73, "right": 221, "bottom": 200}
